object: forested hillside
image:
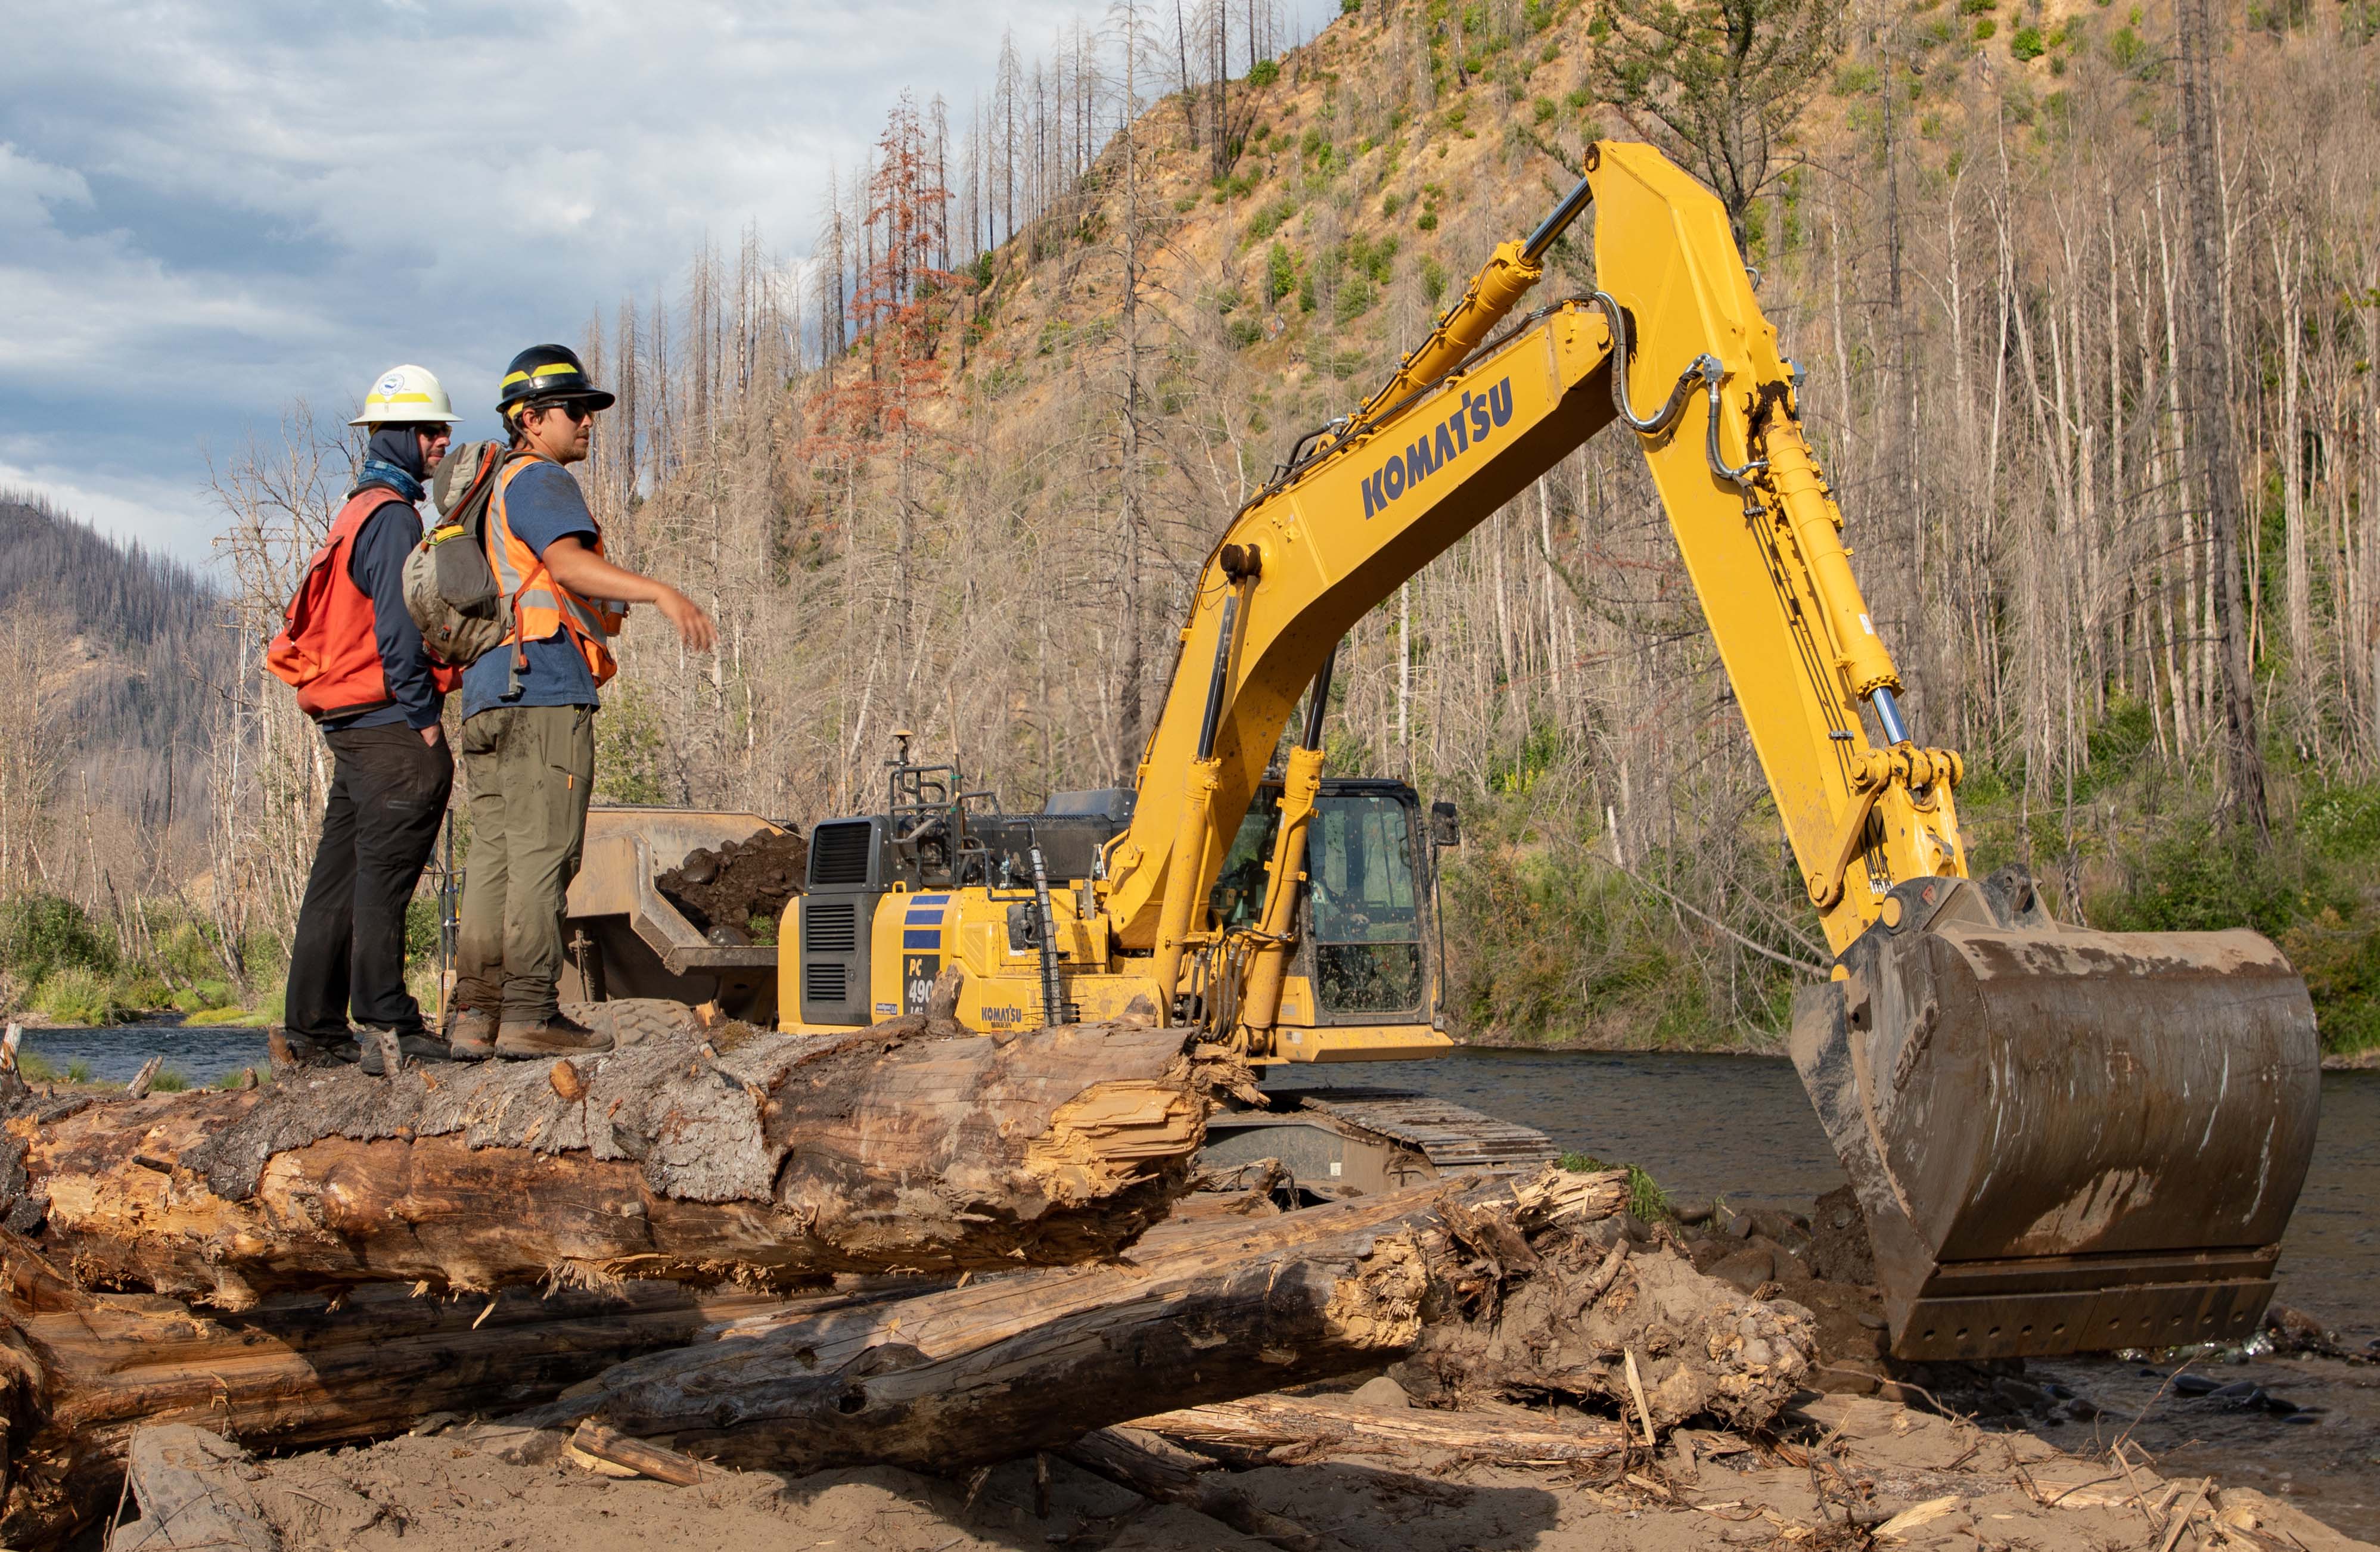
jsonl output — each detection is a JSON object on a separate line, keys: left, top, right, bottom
{"left": 0, "top": 494, "right": 227, "bottom": 899}
{"left": 183, "top": 0, "right": 2380, "bottom": 1052}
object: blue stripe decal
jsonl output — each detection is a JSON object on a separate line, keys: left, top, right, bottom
{"left": 910, "top": 894, "right": 950, "bottom": 905}
{"left": 902, "top": 928, "right": 943, "bottom": 949}
{"left": 904, "top": 907, "right": 946, "bottom": 925}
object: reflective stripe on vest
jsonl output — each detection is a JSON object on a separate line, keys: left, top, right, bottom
{"left": 486, "top": 454, "right": 622, "bottom": 687}
{"left": 265, "top": 489, "right": 407, "bottom": 721}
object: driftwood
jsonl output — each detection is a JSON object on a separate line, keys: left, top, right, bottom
{"left": 1061, "top": 1426, "right": 1359, "bottom": 1552}
{"left": 0, "top": 1226, "right": 795, "bottom": 1547}
{"left": 514, "top": 1168, "right": 1814, "bottom": 1476}
{"left": 1133, "top": 1392, "right": 1632, "bottom": 1472}
{"left": 1, "top": 1020, "right": 1228, "bottom": 1306}
{"left": 102, "top": 1426, "right": 275, "bottom": 1552}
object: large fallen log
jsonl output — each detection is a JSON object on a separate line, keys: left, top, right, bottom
{"left": 1, "top": 1019, "right": 1226, "bottom": 1306}
{"left": 0, "top": 1227, "right": 799, "bottom": 1547}
{"left": 512, "top": 1168, "right": 1814, "bottom": 1475}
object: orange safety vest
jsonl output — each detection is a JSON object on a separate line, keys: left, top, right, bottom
{"left": 487, "top": 454, "right": 623, "bottom": 687}
{"left": 268, "top": 489, "right": 442, "bottom": 720}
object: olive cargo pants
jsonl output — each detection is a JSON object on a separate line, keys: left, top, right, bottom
{"left": 453, "top": 705, "right": 595, "bottom": 1024}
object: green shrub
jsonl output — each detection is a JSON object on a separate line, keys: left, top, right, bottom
{"left": 1415, "top": 210, "right": 1438, "bottom": 231}
{"left": 1533, "top": 97, "right": 1557, "bottom": 123}
{"left": 1248, "top": 197, "right": 1297, "bottom": 242}
{"left": 1333, "top": 273, "right": 1378, "bottom": 324}
{"left": 2011, "top": 23, "right": 2046, "bottom": 57}
{"left": 147, "top": 1068, "right": 191, "bottom": 1093}
{"left": 67, "top": 1059, "right": 90, "bottom": 1084}
{"left": 1227, "top": 315, "right": 1264, "bottom": 349}
{"left": 1974, "top": 17, "right": 1998, "bottom": 37}
{"left": 31, "top": 966, "right": 136, "bottom": 1027}
{"left": 16, "top": 1052, "right": 60, "bottom": 1083}
{"left": 1341, "top": 0, "right": 1361, "bottom": 13}
{"left": 0, "top": 894, "right": 119, "bottom": 985}
{"left": 171, "top": 979, "right": 235, "bottom": 1015}
{"left": 1249, "top": 57, "right": 1280, "bottom": 86}
{"left": 1422, "top": 254, "right": 1450, "bottom": 305}
{"left": 1266, "top": 241, "right": 1298, "bottom": 304}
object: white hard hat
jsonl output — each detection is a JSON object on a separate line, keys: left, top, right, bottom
{"left": 349, "top": 363, "right": 461, "bottom": 427}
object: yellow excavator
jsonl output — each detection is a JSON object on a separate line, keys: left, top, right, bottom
{"left": 564, "top": 141, "right": 2320, "bottom": 1364}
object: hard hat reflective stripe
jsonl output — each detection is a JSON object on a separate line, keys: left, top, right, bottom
{"left": 501, "top": 365, "right": 588, "bottom": 388}
{"left": 365, "top": 391, "right": 440, "bottom": 405}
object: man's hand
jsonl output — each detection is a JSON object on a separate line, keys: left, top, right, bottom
{"left": 655, "top": 587, "right": 719, "bottom": 652}
{"left": 542, "top": 539, "right": 716, "bottom": 652}
{"left": 420, "top": 724, "right": 443, "bottom": 747}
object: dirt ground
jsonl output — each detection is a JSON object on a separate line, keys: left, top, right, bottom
{"left": 154, "top": 1385, "right": 2371, "bottom": 1552}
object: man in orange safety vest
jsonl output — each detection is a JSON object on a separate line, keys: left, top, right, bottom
{"left": 446, "top": 344, "right": 717, "bottom": 1060}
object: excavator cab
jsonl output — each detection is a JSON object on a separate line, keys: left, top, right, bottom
{"left": 1211, "top": 778, "right": 1454, "bottom": 1059}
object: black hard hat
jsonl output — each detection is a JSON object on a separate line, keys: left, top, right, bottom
{"left": 496, "top": 344, "right": 616, "bottom": 415}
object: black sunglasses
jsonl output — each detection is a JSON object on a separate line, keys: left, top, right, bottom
{"left": 536, "top": 400, "right": 598, "bottom": 424}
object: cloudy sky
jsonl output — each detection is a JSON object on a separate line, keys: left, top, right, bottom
{"left": 5, "top": 0, "right": 1307, "bottom": 567}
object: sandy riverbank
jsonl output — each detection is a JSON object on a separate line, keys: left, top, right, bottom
{"left": 162, "top": 1383, "right": 2370, "bottom": 1551}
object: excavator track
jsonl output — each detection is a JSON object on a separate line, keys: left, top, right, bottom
{"left": 1198, "top": 1086, "right": 1561, "bottom": 1199}
{"left": 1292, "top": 1089, "right": 1563, "bottom": 1172}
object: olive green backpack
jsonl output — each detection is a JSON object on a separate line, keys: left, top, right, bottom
{"left": 403, "top": 441, "right": 514, "bottom": 667}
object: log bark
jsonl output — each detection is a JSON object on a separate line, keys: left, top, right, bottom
{"left": 0, "top": 1227, "right": 796, "bottom": 1547}
{"left": 512, "top": 1168, "right": 1814, "bottom": 1475}
{"left": 1, "top": 1020, "right": 1226, "bottom": 1306}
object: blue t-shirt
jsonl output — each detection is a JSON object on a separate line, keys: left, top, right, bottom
{"left": 460, "top": 459, "right": 602, "bottom": 721}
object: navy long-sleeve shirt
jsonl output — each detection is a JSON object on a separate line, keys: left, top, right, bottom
{"left": 325, "top": 493, "right": 443, "bottom": 732}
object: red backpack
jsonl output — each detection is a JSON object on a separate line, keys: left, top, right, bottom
{"left": 267, "top": 490, "right": 458, "bottom": 719}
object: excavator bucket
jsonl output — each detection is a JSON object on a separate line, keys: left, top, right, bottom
{"left": 1792, "top": 866, "right": 2320, "bottom": 1362}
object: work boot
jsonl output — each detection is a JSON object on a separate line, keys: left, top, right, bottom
{"left": 277, "top": 1030, "right": 361, "bottom": 1066}
{"left": 495, "top": 1012, "right": 614, "bottom": 1060}
{"left": 446, "top": 1007, "right": 498, "bottom": 1063}
{"left": 356, "top": 1027, "right": 455, "bottom": 1077}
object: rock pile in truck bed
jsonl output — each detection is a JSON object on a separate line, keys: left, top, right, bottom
{"left": 657, "top": 827, "right": 809, "bottom": 937}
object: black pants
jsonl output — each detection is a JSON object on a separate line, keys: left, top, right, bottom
{"left": 284, "top": 724, "right": 454, "bottom": 1038}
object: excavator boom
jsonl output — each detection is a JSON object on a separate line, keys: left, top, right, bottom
{"left": 1102, "top": 141, "right": 2319, "bottom": 1362}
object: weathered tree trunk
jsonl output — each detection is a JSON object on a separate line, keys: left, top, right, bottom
{"left": 512, "top": 1169, "right": 1814, "bottom": 1474}
{"left": 4, "top": 1020, "right": 1226, "bottom": 1307}
{"left": 1127, "top": 1392, "right": 1632, "bottom": 1471}
{"left": 0, "top": 1228, "right": 798, "bottom": 1547}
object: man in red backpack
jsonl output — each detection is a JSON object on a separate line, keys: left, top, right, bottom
{"left": 272, "top": 364, "right": 462, "bottom": 1069}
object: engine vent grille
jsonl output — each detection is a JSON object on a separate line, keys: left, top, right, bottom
{"left": 803, "top": 962, "right": 847, "bottom": 1003}
{"left": 808, "top": 821, "right": 873, "bottom": 887}
{"left": 804, "top": 901, "right": 858, "bottom": 954}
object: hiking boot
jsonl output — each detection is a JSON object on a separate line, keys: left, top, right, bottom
{"left": 278, "top": 1030, "right": 361, "bottom": 1066}
{"left": 356, "top": 1028, "right": 455, "bottom": 1076}
{"left": 495, "top": 1012, "right": 614, "bottom": 1060}
{"left": 446, "top": 1007, "right": 498, "bottom": 1062}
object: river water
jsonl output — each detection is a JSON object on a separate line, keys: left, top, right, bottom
{"left": 1309, "top": 1047, "right": 2380, "bottom": 1336}
{"left": 23, "top": 1027, "right": 2378, "bottom": 1530}
{"left": 22, "top": 1028, "right": 2373, "bottom": 1330}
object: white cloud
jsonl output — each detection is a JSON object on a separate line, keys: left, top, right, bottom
{"left": 2, "top": 0, "right": 1199, "bottom": 556}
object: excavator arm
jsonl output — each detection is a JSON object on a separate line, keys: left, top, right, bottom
{"left": 1101, "top": 141, "right": 2319, "bottom": 1363}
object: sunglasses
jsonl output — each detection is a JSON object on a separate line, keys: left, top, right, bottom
{"left": 536, "top": 400, "right": 598, "bottom": 424}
